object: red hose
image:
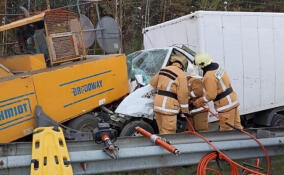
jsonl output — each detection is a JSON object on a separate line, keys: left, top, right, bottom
{"left": 185, "top": 105, "right": 270, "bottom": 175}
{"left": 197, "top": 152, "right": 238, "bottom": 175}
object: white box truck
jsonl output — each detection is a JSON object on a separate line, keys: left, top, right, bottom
{"left": 143, "top": 11, "right": 284, "bottom": 127}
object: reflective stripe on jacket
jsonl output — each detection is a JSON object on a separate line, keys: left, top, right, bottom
{"left": 188, "top": 77, "right": 206, "bottom": 114}
{"left": 150, "top": 63, "right": 189, "bottom": 115}
{"left": 202, "top": 67, "right": 239, "bottom": 112}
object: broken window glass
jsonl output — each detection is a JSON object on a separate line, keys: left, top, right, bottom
{"left": 127, "top": 49, "right": 169, "bottom": 84}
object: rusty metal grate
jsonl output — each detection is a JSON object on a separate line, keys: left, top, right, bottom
{"left": 44, "top": 9, "right": 85, "bottom": 65}
{"left": 52, "top": 36, "right": 76, "bottom": 59}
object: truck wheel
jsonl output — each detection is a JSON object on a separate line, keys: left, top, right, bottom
{"left": 271, "top": 114, "right": 284, "bottom": 127}
{"left": 120, "top": 120, "right": 154, "bottom": 137}
{"left": 67, "top": 113, "right": 99, "bottom": 132}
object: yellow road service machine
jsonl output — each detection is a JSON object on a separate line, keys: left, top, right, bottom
{"left": 0, "top": 9, "right": 129, "bottom": 143}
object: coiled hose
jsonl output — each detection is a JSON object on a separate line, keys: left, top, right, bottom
{"left": 184, "top": 105, "right": 270, "bottom": 175}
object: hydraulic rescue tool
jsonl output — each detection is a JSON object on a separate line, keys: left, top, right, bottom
{"left": 135, "top": 126, "right": 180, "bottom": 155}
{"left": 93, "top": 123, "right": 119, "bottom": 159}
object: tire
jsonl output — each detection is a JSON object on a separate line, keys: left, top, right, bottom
{"left": 271, "top": 114, "right": 284, "bottom": 127}
{"left": 67, "top": 113, "right": 99, "bottom": 132}
{"left": 120, "top": 120, "right": 154, "bottom": 137}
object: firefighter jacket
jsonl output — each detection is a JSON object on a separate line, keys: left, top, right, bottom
{"left": 150, "top": 63, "right": 189, "bottom": 115}
{"left": 188, "top": 77, "right": 206, "bottom": 114}
{"left": 196, "top": 63, "right": 239, "bottom": 112}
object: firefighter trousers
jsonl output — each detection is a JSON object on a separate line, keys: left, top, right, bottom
{"left": 219, "top": 107, "right": 243, "bottom": 131}
{"left": 188, "top": 112, "right": 209, "bottom": 132}
{"left": 154, "top": 112, "right": 177, "bottom": 134}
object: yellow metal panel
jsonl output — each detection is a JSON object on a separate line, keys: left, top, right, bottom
{"left": 32, "top": 54, "right": 129, "bottom": 123}
{"left": 0, "top": 65, "right": 13, "bottom": 78}
{"left": 0, "top": 12, "right": 44, "bottom": 32}
{"left": 0, "top": 76, "right": 37, "bottom": 143}
{"left": 0, "top": 54, "right": 46, "bottom": 72}
{"left": 30, "top": 127, "right": 73, "bottom": 175}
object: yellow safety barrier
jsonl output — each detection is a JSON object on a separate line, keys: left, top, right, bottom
{"left": 30, "top": 126, "right": 73, "bottom": 175}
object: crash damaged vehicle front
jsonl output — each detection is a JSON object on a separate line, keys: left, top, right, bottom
{"left": 113, "top": 46, "right": 208, "bottom": 136}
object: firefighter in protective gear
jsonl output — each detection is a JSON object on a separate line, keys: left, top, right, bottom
{"left": 193, "top": 53, "right": 243, "bottom": 131}
{"left": 187, "top": 71, "right": 209, "bottom": 132}
{"left": 150, "top": 55, "right": 189, "bottom": 134}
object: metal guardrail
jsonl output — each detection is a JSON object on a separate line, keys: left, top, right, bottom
{"left": 0, "top": 128, "right": 284, "bottom": 174}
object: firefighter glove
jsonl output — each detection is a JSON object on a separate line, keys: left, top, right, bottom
{"left": 193, "top": 97, "right": 206, "bottom": 108}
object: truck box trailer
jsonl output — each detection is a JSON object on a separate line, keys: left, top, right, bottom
{"left": 143, "top": 11, "right": 284, "bottom": 127}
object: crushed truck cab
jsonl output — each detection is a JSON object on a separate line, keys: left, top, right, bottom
{"left": 0, "top": 9, "right": 129, "bottom": 143}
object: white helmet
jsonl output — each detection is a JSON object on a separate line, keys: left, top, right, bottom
{"left": 194, "top": 53, "right": 213, "bottom": 68}
{"left": 186, "top": 64, "right": 202, "bottom": 78}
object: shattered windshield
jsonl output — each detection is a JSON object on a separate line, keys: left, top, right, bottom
{"left": 127, "top": 49, "right": 169, "bottom": 84}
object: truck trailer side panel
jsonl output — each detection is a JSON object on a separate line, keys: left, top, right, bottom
{"left": 221, "top": 15, "right": 244, "bottom": 112}
{"left": 273, "top": 16, "right": 284, "bottom": 104}
{"left": 143, "top": 11, "right": 284, "bottom": 115}
{"left": 143, "top": 15, "right": 199, "bottom": 52}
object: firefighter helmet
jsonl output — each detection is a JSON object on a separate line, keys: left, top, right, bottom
{"left": 170, "top": 55, "right": 188, "bottom": 70}
{"left": 194, "top": 53, "right": 212, "bottom": 68}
